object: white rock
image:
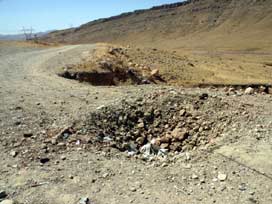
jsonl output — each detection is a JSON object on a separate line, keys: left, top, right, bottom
{"left": 10, "top": 151, "right": 17, "bottom": 157}
{"left": 218, "top": 173, "right": 227, "bottom": 181}
{"left": 79, "top": 197, "right": 90, "bottom": 204}
{"left": 228, "top": 87, "right": 235, "bottom": 92}
{"left": 244, "top": 87, "right": 254, "bottom": 95}
{"left": 192, "top": 174, "right": 199, "bottom": 179}
{"left": 0, "top": 200, "right": 15, "bottom": 204}
{"left": 96, "top": 105, "right": 105, "bottom": 110}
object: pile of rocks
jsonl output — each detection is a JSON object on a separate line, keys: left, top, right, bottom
{"left": 85, "top": 90, "right": 232, "bottom": 154}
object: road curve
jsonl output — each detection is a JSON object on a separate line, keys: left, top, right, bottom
{"left": 0, "top": 44, "right": 155, "bottom": 125}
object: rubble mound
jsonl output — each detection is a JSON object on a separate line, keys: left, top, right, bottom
{"left": 85, "top": 90, "right": 233, "bottom": 154}
{"left": 59, "top": 45, "right": 165, "bottom": 86}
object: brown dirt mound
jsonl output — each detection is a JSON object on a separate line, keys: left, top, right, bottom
{"left": 58, "top": 44, "right": 165, "bottom": 86}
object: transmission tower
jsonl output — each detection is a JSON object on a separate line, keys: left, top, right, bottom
{"left": 21, "top": 27, "right": 34, "bottom": 41}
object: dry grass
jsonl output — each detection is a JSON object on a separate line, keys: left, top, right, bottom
{"left": 120, "top": 45, "right": 272, "bottom": 86}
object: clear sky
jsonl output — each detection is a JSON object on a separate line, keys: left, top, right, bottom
{"left": 0, "top": 0, "right": 182, "bottom": 34}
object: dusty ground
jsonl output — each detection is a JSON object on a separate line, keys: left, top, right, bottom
{"left": 0, "top": 42, "right": 272, "bottom": 204}
{"left": 118, "top": 45, "right": 272, "bottom": 86}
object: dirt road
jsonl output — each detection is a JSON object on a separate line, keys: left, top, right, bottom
{"left": 0, "top": 44, "right": 271, "bottom": 204}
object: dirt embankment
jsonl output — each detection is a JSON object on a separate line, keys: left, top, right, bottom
{"left": 58, "top": 44, "right": 165, "bottom": 86}
{"left": 57, "top": 43, "right": 272, "bottom": 87}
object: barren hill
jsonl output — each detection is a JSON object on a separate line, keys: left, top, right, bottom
{"left": 43, "top": 0, "right": 272, "bottom": 51}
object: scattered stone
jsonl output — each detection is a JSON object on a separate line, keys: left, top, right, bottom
{"left": 200, "top": 177, "right": 206, "bottom": 183}
{"left": 137, "top": 121, "right": 145, "bottom": 129}
{"left": 97, "top": 105, "right": 105, "bottom": 110}
{"left": 228, "top": 87, "right": 235, "bottom": 92}
{"left": 23, "top": 132, "right": 33, "bottom": 138}
{"left": 102, "top": 173, "right": 109, "bottom": 178}
{"left": 130, "top": 187, "right": 137, "bottom": 192}
{"left": 79, "top": 197, "right": 90, "bottom": 204}
{"left": 218, "top": 173, "right": 227, "bottom": 181}
{"left": 10, "top": 150, "right": 18, "bottom": 157}
{"left": 0, "top": 191, "right": 7, "bottom": 199}
{"left": 188, "top": 62, "right": 195, "bottom": 67}
{"left": 171, "top": 127, "right": 188, "bottom": 141}
{"left": 248, "top": 197, "right": 258, "bottom": 203}
{"left": 14, "top": 106, "right": 22, "bottom": 110}
{"left": 249, "top": 191, "right": 255, "bottom": 195}
{"left": 60, "top": 155, "right": 66, "bottom": 160}
{"left": 192, "top": 174, "right": 199, "bottom": 180}
{"left": 268, "top": 87, "right": 272, "bottom": 94}
{"left": 219, "top": 185, "right": 227, "bottom": 192}
{"left": 179, "top": 109, "right": 186, "bottom": 116}
{"left": 183, "top": 163, "right": 192, "bottom": 169}
{"left": 185, "top": 152, "right": 191, "bottom": 161}
{"left": 150, "top": 69, "right": 159, "bottom": 77}
{"left": 199, "top": 93, "right": 208, "bottom": 100}
{"left": 259, "top": 86, "right": 267, "bottom": 94}
{"left": 14, "top": 121, "right": 21, "bottom": 126}
{"left": 245, "top": 87, "right": 254, "bottom": 95}
{"left": 40, "top": 158, "right": 50, "bottom": 164}
{"left": 212, "top": 178, "right": 218, "bottom": 182}
{"left": 51, "top": 138, "right": 57, "bottom": 145}
{"left": 0, "top": 200, "right": 15, "bottom": 204}
{"left": 239, "top": 183, "right": 247, "bottom": 191}
{"left": 160, "top": 143, "right": 169, "bottom": 149}
{"left": 56, "top": 126, "right": 75, "bottom": 140}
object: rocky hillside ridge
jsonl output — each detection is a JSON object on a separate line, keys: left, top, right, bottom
{"left": 43, "top": 0, "right": 272, "bottom": 51}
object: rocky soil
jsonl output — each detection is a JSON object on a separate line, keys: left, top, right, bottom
{"left": 58, "top": 45, "right": 164, "bottom": 86}
{"left": 0, "top": 43, "right": 272, "bottom": 204}
{"left": 85, "top": 90, "right": 231, "bottom": 154}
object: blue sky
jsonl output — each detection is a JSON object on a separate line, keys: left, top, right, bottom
{"left": 0, "top": 0, "right": 182, "bottom": 34}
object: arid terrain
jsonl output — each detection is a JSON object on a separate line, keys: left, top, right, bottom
{"left": 0, "top": 41, "right": 272, "bottom": 204}
{"left": 1, "top": 0, "right": 272, "bottom": 204}
{"left": 43, "top": 0, "right": 272, "bottom": 52}
{"left": 42, "top": 0, "right": 272, "bottom": 85}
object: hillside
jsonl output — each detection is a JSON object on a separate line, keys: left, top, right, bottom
{"left": 43, "top": 0, "right": 272, "bottom": 51}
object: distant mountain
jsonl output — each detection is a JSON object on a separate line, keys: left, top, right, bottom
{"left": 0, "top": 34, "right": 25, "bottom": 41}
{"left": 42, "top": 0, "right": 272, "bottom": 51}
{"left": 0, "top": 31, "right": 53, "bottom": 41}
